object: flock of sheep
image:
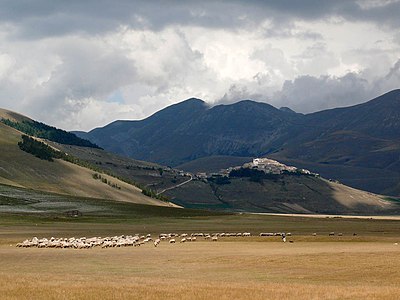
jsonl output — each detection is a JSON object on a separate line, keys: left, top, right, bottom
{"left": 15, "top": 231, "right": 351, "bottom": 249}
{"left": 15, "top": 232, "right": 254, "bottom": 249}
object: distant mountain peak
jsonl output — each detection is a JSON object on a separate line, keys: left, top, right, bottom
{"left": 279, "top": 107, "right": 298, "bottom": 114}
{"left": 174, "top": 98, "right": 207, "bottom": 108}
{"left": 212, "top": 100, "right": 280, "bottom": 113}
{"left": 158, "top": 98, "right": 208, "bottom": 113}
{"left": 182, "top": 97, "right": 206, "bottom": 103}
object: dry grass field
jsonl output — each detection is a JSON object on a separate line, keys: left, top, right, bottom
{"left": 1, "top": 241, "right": 399, "bottom": 299}
{"left": 1, "top": 213, "right": 399, "bottom": 300}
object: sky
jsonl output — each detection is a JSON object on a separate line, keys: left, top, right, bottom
{"left": 0, "top": 0, "right": 399, "bottom": 131}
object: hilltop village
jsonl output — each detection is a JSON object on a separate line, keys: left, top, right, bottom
{"left": 191, "top": 158, "right": 315, "bottom": 180}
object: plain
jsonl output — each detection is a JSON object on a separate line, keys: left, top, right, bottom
{"left": 1, "top": 209, "right": 400, "bottom": 300}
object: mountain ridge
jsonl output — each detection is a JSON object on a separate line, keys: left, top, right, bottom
{"left": 2, "top": 105, "right": 400, "bottom": 214}
{"left": 77, "top": 90, "right": 400, "bottom": 196}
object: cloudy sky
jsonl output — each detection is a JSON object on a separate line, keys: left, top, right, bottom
{"left": 0, "top": 0, "right": 399, "bottom": 131}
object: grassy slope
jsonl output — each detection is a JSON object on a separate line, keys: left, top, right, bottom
{"left": 0, "top": 183, "right": 220, "bottom": 220}
{"left": 51, "top": 142, "right": 192, "bottom": 192}
{"left": 165, "top": 176, "right": 399, "bottom": 215}
{"left": 1, "top": 184, "right": 400, "bottom": 238}
{"left": 169, "top": 155, "right": 400, "bottom": 213}
{"left": 177, "top": 153, "right": 400, "bottom": 197}
{"left": 0, "top": 122, "right": 169, "bottom": 207}
{"left": 49, "top": 140, "right": 400, "bottom": 215}
{"left": 269, "top": 155, "right": 400, "bottom": 196}
{"left": 0, "top": 108, "right": 32, "bottom": 123}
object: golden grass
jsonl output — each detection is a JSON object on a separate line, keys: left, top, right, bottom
{"left": 2, "top": 275, "right": 400, "bottom": 300}
{"left": 1, "top": 241, "right": 399, "bottom": 299}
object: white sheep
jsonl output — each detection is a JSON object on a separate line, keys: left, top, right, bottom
{"left": 259, "top": 233, "right": 274, "bottom": 237}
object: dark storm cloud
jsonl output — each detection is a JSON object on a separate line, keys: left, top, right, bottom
{"left": 0, "top": 0, "right": 399, "bottom": 39}
{"left": 0, "top": 1, "right": 262, "bottom": 38}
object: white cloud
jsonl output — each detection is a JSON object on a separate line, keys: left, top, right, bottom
{"left": 294, "top": 42, "right": 340, "bottom": 76}
{"left": 52, "top": 98, "right": 140, "bottom": 131}
{"left": 273, "top": 73, "right": 371, "bottom": 112}
{"left": 273, "top": 59, "right": 400, "bottom": 113}
{"left": 0, "top": 2, "right": 399, "bottom": 131}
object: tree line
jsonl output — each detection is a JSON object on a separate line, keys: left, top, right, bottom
{"left": 17, "top": 134, "right": 171, "bottom": 202}
{"left": 2, "top": 118, "right": 101, "bottom": 148}
{"left": 18, "top": 135, "right": 64, "bottom": 161}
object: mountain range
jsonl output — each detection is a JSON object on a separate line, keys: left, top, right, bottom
{"left": 76, "top": 90, "right": 400, "bottom": 196}
{"left": 1, "top": 104, "right": 399, "bottom": 215}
